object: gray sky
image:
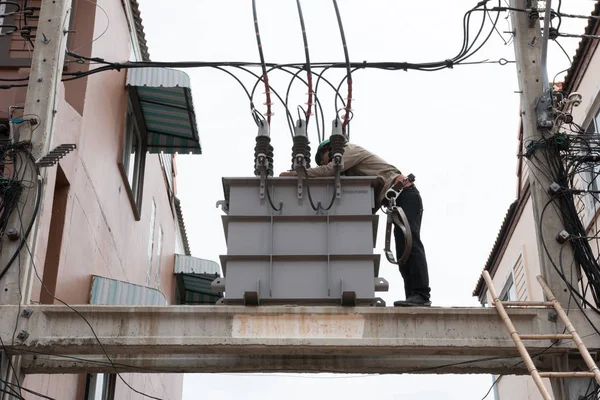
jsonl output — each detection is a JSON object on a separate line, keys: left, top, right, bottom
{"left": 137, "top": 1, "right": 595, "bottom": 399}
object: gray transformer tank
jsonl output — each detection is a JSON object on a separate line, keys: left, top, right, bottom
{"left": 212, "top": 176, "right": 389, "bottom": 306}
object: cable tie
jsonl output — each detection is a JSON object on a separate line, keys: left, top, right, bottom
{"left": 444, "top": 59, "right": 454, "bottom": 69}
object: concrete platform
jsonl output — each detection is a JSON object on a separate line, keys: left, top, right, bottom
{"left": 1, "top": 305, "right": 598, "bottom": 374}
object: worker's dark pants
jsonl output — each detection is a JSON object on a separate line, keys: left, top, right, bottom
{"left": 394, "top": 186, "right": 431, "bottom": 301}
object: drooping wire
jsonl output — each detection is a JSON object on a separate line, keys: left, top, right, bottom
{"left": 251, "top": 0, "right": 272, "bottom": 126}
{"left": 283, "top": 65, "right": 341, "bottom": 144}
{"left": 246, "top": 65, "right": 295, "bottom": 136}
{"left": 69, "top": 0, "right": 110, "bottom": 53}
{"left": 553, "top": 39, "right": 572, "bottom": 64}
{"left": 0, "top": 333, "right": 24, "bottom": 399}
{"left": 332, "top": 0, "right": 352, "bottom": 137}
{"left": 0, "top": 0, "right": 519, "bottom": 146}
{"left": 295, "top": 0, "right": 313, "bottom": 127}
{"left": 556, "top": 0, "right": 563, "bottom": 32}
{"left": 0, "top": 156, "right": 41, "bottom": 281}
{"left": 252, "top": 64, "right": 342, "bottom": 137}
{"left": 334, "top": 66, "right": 361, "bottom": 139}
{"left": 0, "top": 377, "right": 56, "bottom": 400}
{"left": 0, "top": 144, "right": 42, "bottom": 399}
{"left": 524, "top": 128, "right": 600, "bottom": 333}
{"left": 487, "top": 5, "right": 508, "bottom": 45}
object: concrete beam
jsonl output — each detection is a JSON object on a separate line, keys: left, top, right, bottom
{"left": 1, "top": 305, "right": 598, "bottom": 375}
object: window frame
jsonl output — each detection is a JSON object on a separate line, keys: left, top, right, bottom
{"left": 118, "top": 97, "right": 147, "bottom": 221}
{"left": 0, "top": 10, "right": 35, "bottom": 67}
{"left": 499, "top": 273, "right": 516, "bottom": 302}
{"left": 122, "top": 0, "right": 145, "bottom": 61}
{"left": 84, "top": 373, "right": 116, "bottom": 400}
{"left": 155, "top": 226, "right": 164, "bottom": 289}
{"left": 582, "top": 108, "right": 600, "bottom": 228}
{"left": 146, "top": 199, "right": 156, "bottom": 286}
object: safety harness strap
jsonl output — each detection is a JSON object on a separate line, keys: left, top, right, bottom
{"left": 383, "top": 206, "right": 412, "bottom": 265}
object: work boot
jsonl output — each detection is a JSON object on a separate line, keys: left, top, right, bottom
{"left": 393, "top": 294, "right": 431, "bottom": 307}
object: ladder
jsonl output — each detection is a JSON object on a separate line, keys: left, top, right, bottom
{"left": 482, "top": 271, "right": 600, "bottom": 400}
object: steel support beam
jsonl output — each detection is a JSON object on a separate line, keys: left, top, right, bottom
{"left": 1, "top": 305, "right": 599, "bottom": 375}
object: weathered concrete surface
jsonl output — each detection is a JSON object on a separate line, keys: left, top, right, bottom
{"left": 1, "top": 305, "right": 599, "bottom": 374}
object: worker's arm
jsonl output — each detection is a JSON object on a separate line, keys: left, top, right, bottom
{"left": 304, "top": 145, "right": 364, "bottom": 177}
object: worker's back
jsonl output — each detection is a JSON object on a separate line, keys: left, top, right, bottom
{"left": 342, "top": 143, "right": 402, "bottom": 207}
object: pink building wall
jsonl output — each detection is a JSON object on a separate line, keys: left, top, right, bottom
{"left": 0, "top": 0, "right": 185, "bottom": 398}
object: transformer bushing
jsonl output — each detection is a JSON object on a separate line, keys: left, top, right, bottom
{"left": 291, "top": 119, "right": 311, "bottom": 198}
{"left": 329, "top": 132, "right": 346, "bottom": 166}
{"left": 329, "top": 118, "right": 347, "bottom": 198}
{"left": 254, "top": 123, "right": 273, "bottom": 199}
{"left": 254, "top": 137, "right": 274, "bottom": 177}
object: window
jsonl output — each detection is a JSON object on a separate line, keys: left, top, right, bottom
{"left": 146, "top": 200, "right": 156, "bottom": 287}
{"left": 84, "top": 374, "right": 116, "bottom": 400}
{"left": 582, "top": 108, "right": 600, "bottom": 227}
{"left": 0, "top": 2, "right": 40, "bottom": 67}
{"left": 0, "top": 2, "right": 75, "bottom": 67}
{"left": 500, "top": 274, "right": 517, "bottom": 302}
{"left": 512, "top": 252, "right": 529, "bottom": 301}
{"left": 119, "top": 100, "right": 147, "bottom": 220}
{"left": 124, "top": 107, "right": 141, "bottom": 191}
{"left": 155, "top": 226, "right": 163, "bottom": 289}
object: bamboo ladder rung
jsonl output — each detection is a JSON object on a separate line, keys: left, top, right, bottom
{"left": 519, "top": 334, "right": 573, "bottom": 340}
{"left": 501, "top": 301, "right": 554, "bottom": 307}
{"left": 482, "top": 271, "right": 554, "bottom": 400}
{"left": 482, "top": 271, "right": 600, "bottom": 400}
{"left": 538, "top": 372, "right": 597, "bottom": 378}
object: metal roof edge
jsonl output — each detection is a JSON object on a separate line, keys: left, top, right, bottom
{"left": 129, "top": 0, "right": 150, "bottom": 61}
{"left": 563, "top": 1, "right": 600, "bottom": 92}
{"left": 175, "top": 196, "right": 192, "bottom": 256}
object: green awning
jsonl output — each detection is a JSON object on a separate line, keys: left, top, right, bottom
{"left": 175, "top": 273, "right": 221, "bottom": 305}
{"left": 126, "top": 68, "right": 201, "bottom": 154}
{"left": 174, "top": 254, "right": 222, "bottom": 305}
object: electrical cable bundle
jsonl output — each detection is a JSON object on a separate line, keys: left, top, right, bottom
{"left": 1, "top": 0, "right": 515, "bottom": 142}
{"left": 524, "top": 125, "right": 600, "bottom": 314}
{"left": 0, "top": 141, "right": 37, "bottom": 262}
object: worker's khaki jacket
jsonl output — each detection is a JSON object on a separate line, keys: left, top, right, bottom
{"left": 304, "top": 142, "right": 402, "bottom": 210}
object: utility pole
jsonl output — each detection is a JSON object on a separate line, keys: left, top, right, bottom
{"left": 509, "top": 0, "right": 575, "bottom": 314}
{"left": 0, "top": 0, "right": 72, "bottom": 397}
{"left": 509, "top": 1, "right": 593, "bottom": 399}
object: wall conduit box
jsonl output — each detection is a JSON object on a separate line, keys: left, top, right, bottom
{"left": 214, "top": 176, "right": 387, "bottom": 306}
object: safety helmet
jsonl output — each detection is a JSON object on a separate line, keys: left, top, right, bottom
{"left": 315, "top": 139, "right": 330, "bottom": 166}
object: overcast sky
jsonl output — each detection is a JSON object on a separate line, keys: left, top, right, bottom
{"left": 137, "top": 1, "right": 595, "bottom": 399}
